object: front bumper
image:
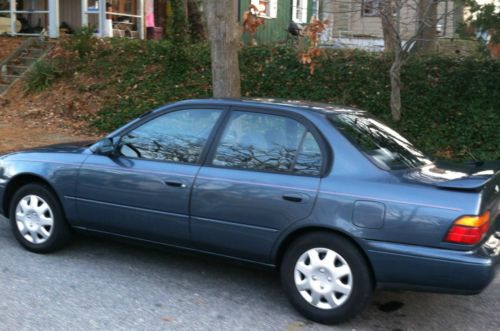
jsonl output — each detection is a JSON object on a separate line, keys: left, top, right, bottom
{"left": 364, "top": 234, "right": 499, "bottom": 294}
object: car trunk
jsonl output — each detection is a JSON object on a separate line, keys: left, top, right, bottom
{"left": 403, "top": 160, "right": 500, "bottom": 240}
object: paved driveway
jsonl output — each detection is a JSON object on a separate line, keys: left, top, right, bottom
{"left": 0, "top": 217, "right": 498, "bottom": 331}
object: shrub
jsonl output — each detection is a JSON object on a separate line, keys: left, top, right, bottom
{"left": 23, "top": 60, "right": 62, "bottom": 93}
{"left": 24, "top": 39, "right": 500, "bottom": 161}
{"left": 63, "top": 27, "right": 97, "bottom": 59}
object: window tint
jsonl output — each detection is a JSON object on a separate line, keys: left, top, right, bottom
{"left": 120, "top": 109, "right": 222, "bottom": 163}
{"left": 213, "top": 112, "right": 322, "bottom": 175}
{"left": 329, "top": 113, "right": 432, "bottom": 170}
{"left": 294, "top": 132, "right": 322, "bottom": 176}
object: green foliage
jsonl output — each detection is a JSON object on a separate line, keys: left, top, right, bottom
{"left": 165, "top": 0, "right": 189, "bottom": 44}
{"left": 24, "top": 60, "right": 62, "bottom": 93}
{"left": 463, "top": 1, "right": 500, "bottom": 43}
{"left": 24, "top": 39, "right": 500, "bottom": 161}
{"left": 64, "top": 27, "right": 96, "bottom": 59}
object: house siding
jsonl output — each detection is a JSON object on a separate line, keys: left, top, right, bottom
{"left": 239, "top": 0, "right": 314, "bottom": 44}
{"left": 22, "top": 0, "right": 48, "bottom": 29}
{"left": 321, "top": 0, "right": 456, "bottom": 41}
{"left": 60, "top": 0, "right": 82, "bottom": 31}
{"left": 240, "top": 0, "right": 292, "bottom": 44}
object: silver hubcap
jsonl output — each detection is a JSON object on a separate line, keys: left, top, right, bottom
{"left": 294, "top": 247, "right": 353, "bottom": 310}
{"left": 15, "top": 195, "right": 54, "bottom": 244}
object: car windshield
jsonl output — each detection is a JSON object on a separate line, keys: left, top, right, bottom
{"left": 329, "top": 112, "right": 433, "bottom": 171}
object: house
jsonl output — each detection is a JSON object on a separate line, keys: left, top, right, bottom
{"left": 318, "top": 0, "right": 458, "bottom": 50}
{"left": 1, "top": 0, "right": 465, "bottom": 48}
{"left": 238, "top": 1, "right": 462, "bottom": 48}
{"left": 238, "top": 0, "right": 318, "bottom": 44}
{"left": 0, "top": 0, "right": 169, "bottom": 39}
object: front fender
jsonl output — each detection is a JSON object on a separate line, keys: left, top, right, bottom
{"left": 0, "top": 153, "right": 89, "bottom": 223}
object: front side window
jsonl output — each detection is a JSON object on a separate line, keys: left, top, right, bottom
{"left": 329, "top": 112, "right": 432, "bottom": 170}
{"left": 213, "top": 112, "right": 322, "bottom": 176}
{"left": 294, "top": 132, "right": 323, "bottom": 175}
{"left": 119, "top": 109, "right": 223, "bottom": 163}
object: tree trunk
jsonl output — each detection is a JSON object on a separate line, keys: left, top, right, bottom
{"left": 380, "top": 1, "right": 397, "bottom": 52}
{"left": 415, "top": 0, "right": 438, "bottom": 53}
{"left": 390, "top": 52, "right": 404, "bottom": 121}
{"left": 204, "top": 0, "right": 241, "bottom": 98}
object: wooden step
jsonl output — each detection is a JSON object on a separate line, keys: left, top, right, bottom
{"left": 15, "top": 56, "right": 39, "bottom": 66}
{"left": 25, "top": 48, "right": 45, "bottom": 55}
{"left": 0, "top": 74, "right": 21, "bottom": 84}
{"left": 5, "top": 65, "right": 28, "bottom": 75}
{"left": 0, "top": 37, "right": 52, "bottom": 93}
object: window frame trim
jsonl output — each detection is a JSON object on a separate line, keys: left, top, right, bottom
{"left": 203, "top": 106, "right": 332, "bottom": 178}
{"left": 250, "top": 0, "right": 278, "bottom": 19}
{"left": 112, "top": 105, "right": 230, "bottom": 166}
{"left": 361, "top": 0, "right": 382, "bottom": 18}
{"left": 292, "top": 0, "right": 309, "bottom": 24}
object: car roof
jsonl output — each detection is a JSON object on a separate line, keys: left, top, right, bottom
{"left": 168, "top": 98, "right": 366, "bottom": 115}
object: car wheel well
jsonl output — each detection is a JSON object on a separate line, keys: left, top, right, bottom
{"left": 274, "top": 227, "right": 376, "bottom": 284}
{"left": 3, "top": 174, "right": 58, "bottom": 218}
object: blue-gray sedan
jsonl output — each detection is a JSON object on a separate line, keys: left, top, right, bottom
{"left": 0, "top": 99, "right": 498, "bottom": 324}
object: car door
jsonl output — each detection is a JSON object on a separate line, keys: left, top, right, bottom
{"left": 75, "top": 107, "right": 225, "bottom": 246}
{"left": 190, "top": 109, "right": 325, "bottom": 262}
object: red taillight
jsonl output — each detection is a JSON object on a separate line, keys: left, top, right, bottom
{"left": 445, "top": 211, "right": 491, "bottom": 245}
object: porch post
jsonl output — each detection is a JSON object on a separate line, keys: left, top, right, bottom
{"left": 9, "top": 0, "right": 16, "bottom": 36}
{"left": 138, "top": 0, "right": 145, "bottom": 40}
{"left": 99, "top": 0, "right": 106, "bottom": 37}
{"left": 81, "top": 0, "right": 88, "bottom": 27}
{"left": 48, "top": 0, "right": 60, "bottom": 38}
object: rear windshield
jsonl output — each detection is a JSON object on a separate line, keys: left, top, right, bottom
{"left": 329, "top": 113, "right": 432, "bottom": 171}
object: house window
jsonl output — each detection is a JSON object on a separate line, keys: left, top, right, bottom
{"left": 292, "top": 0, "right": 308, "bottom": 23}
{"left": 111, "top": 0, "right": 137, "bottom": 15}
{"left": 362, "top": 0, "right": 381, "bottom": 17}
{"left": 250, "top": 0, "right": 278, "bottom": 19}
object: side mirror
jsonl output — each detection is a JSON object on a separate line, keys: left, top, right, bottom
{"left": 91, "top": 138, "right": 116, "bottom": 156}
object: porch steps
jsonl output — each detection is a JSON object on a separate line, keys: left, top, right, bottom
{"left": 0, "top": 38, "right": 52, "bottom": 96}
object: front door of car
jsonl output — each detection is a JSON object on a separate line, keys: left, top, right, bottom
{"left": 75, "top": 108, "right": 225, "bottom": 246}
{"left": 190, "top": 110, "right": 325, "bottom": 262}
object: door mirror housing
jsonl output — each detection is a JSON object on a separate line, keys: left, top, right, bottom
{"left": 91, "top": 138, "right": 116, "bottom": 156}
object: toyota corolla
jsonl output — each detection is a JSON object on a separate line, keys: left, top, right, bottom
{"left": 0, "top": 99, "right": 498, "bottom": 324}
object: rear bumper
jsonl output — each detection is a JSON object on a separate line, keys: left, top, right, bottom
{"left": 363, "top": 236, "right": 499, "bottom": 294}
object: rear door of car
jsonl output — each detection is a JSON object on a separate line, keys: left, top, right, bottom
{"left": 190, "top": 107, "right": 326, "bottom": 262}
{"left": 75, "top": 107, "right": 226, "bottom": 246}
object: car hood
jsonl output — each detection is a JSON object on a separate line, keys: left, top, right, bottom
{"left": 402, "top": 160, "right": 500, "bottom": 191}
{"left": 1, "top": 140, "right": 95, "bottom": 157}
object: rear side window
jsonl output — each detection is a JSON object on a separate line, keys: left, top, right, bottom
{"left": 329, "top": 113, "right": 432, "bottom": 170}
{"left": 212, "top": 111, "right": 322, "bottom": 176}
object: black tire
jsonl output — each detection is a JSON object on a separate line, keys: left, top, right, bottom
{"left": 9, "top": 183, "right": 71, "bottom": 253}
{"left": 280, "top": 232, "right": 373, "bottom": 325}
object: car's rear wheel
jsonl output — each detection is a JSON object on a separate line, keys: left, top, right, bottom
{"left": 9, "top": 183, "right": 71, "bottom": 253}
{"left": 280, "top": 232, "right": 373, "bottom": 324}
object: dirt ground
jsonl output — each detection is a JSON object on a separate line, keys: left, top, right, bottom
{"left": 0, "top": 36, "right": 97, "bottom": 153}
{"left": 0, "top": 80, "right": 99, "bottom": 154}
{"left": 0, "top": 35, "right": 115, "bottom": 154}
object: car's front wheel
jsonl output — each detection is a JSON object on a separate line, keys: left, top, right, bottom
{"left": 9, "top": 183, "right": 71, "bottom": 253}
{"left": 280, "top": 232, "right": 373, "bottom": 324}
